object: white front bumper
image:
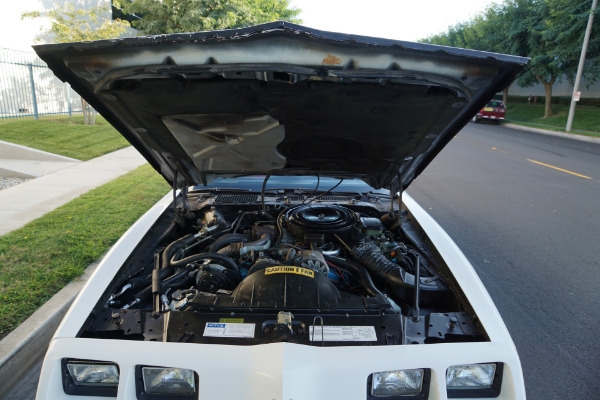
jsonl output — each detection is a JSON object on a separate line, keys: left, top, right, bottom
{"left": 37, "top": 337, "right": 525, "bottom": 400}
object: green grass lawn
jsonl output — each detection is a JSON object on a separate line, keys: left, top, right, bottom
{"left": 506, "top": 103, "right": 600, "bottom": 136}
{"left": 0, "top": 164, "right": 170, "bottom": 339}
{"left": 0, "top": 115, "right": 129, "bottom": 160}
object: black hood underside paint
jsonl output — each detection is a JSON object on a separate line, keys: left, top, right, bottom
{"left": 34, "top": 21, "right": 528, "bottom": 190}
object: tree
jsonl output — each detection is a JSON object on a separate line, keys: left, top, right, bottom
{"left": 22, "top": 3, "right": 131, "bottom": 42}
{"left": 422, "top": 8, "right": 510, "bottom": 104}
{"left": 490, "top": 0, "right": 600, "bottom": 118}
{"left": 114, "top": 0, "right": 302, "bottom": 36}
{"left": 420, "top": 6, "right": 515, "bottom": 104}
{"left": 421, "top": 0, "right": 570, "bottom": 118}
{"left": 510, "top": 0, "right": 561, "bottom": 117}
{"left": 546, "top": 0, "right": 600, "bottom": 85}
{"left": 478, "top": 3, "right": 524, "bottom": 105}
{"left": 22, "top": 3, "right": 131, "bottom": 124}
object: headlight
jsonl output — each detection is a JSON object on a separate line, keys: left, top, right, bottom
{"left": 446, "top": 362, "right": 503, "bottom": 398}
{"left": 368, "top": 368, "right": 430, "bottom": 399}
{"left": 136, "top": 365, "right": 198, "bottom": 399}
{"left": 62, "top": 359, "right": 119, "bottom": 396}
{"left": 67, "top": 363, "right": 119, "bottom": 386}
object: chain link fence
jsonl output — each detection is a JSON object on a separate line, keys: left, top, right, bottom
{"left": 0, "top": 47, "right": 84, "bottom": 121}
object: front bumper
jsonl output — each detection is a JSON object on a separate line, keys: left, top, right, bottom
{"left": 477, "top": 112, "right": 505, "bottom": 120}
{"left": 37, "top": 337, "right": 525, "bottom": 400}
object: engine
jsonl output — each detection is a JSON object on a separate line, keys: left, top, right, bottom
{"left": 89, "top": 202, "right": 481, "bottom": 346}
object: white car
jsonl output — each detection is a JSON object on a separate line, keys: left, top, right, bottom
{"left": 34, "top": 22, "right": 528, "bottom": 400}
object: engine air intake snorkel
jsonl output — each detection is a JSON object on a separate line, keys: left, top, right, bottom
{"left": 335, "top": 233, "right": 449, "bottom": 307}
{"left": 209, "top": 231, "right": 273, "bottom": 258}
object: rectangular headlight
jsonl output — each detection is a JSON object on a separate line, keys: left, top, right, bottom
{"left": 143, "top": 367, "right": 195, "bottom": 394}
{"left": 447, "top": 362, "right": 503, "bottom": 398}
{"left": 62, "top": 359, "right": 119, "bottom": 396}
{"left": 67, "top": 363, "right": 119, "bottom": 386}
{"left": 368, "top": 368, "right": 430, "bottom": 399}
{"left": 136, "top": 365, "right": 198, "bottom": 399}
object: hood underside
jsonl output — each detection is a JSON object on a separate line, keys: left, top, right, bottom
{"left": 34, "top": 21, "right": 528, "bottom": 189}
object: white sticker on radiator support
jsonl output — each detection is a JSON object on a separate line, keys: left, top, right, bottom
{"left": 203, "top": 323, "right": 255, "bottom": 338}
{"left": 309, "top": 326, "right": 377, "bottom": 342}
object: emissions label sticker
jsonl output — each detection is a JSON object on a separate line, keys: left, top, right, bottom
{"left": 203, "top": 323, "right": 255, "bottom": 338}
{"left": 264, "top": 266, "right": 315, "bottom": 278}
{"left": 309, "top": 326, "right": 378, "bottom": 342}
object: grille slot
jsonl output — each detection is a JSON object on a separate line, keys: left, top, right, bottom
{"left": 214, "top": 195, "right": 260, "bottom": 204}
{"left": 276, "top": 195, "right": 353, "bottom": 203}
{"left": 319, "top": 196, "right": 353, "bottom": 201}
{"left": 285, "top": 195, "right": 304, "bottom": 202}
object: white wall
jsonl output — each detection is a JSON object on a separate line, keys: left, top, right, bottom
{"left": 508, "top": 76, "right": 600, "bottom": 98}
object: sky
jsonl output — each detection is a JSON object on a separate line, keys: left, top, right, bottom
{"left": 289, "top": 0, "right": 502, "bottom": 42}
{"left": 2, "top": 0, "right": 502, "bottom": 51}
{"left": 1, "top": 0, "right": 111, "bottom": 51}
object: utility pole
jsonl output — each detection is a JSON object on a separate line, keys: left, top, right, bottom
{"left": 566, "top": 0, "right": 597, "bottom": 132}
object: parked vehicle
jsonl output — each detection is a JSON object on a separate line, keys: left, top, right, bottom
{"left": 34, "top": 22, "right": 528, "bottom": 400}
{"left": 472, "top": 100, "right": 506, "bottom": 123}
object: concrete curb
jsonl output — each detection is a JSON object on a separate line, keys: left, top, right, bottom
{"left": 0, "top": 166, "right": 38, "bottom": 179}
{"left": 0, "top": 141, "right": 81, "bottom": 179}
{"left": 503, "top": 123, "right": 600, "bottom": 145}
{"left": 0, "top": 140, "right": 80, "bottom": 163}
{"left": 0, "top": 262, "right": 98, "bottom": 397}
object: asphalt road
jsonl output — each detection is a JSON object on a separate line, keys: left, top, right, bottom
{"left": 408, "top": 122, "right": 600, "bottom": 400}
{"left": 8, "top": 123, "right": 600, "bottom": 400}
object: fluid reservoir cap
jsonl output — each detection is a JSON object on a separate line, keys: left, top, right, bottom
{"left": 277, "top": 311, "right": 294, "bottom": 333}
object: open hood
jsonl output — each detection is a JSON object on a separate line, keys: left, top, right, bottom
{"left": 34, "top": 21, "right": 528, "bottom": 190}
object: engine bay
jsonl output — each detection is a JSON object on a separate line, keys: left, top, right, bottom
{"left": 82, "top": 188, "right": 486, "bottom": 346}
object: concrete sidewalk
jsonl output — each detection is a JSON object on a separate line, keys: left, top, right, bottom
{"left": 0, "top": 146, "right": 147, "bottom": 236}
{"left": 0, "top": 145, "right": 147, "bottom": 397}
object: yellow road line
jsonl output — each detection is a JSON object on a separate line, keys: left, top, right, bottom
{"left": 527, "top": 159, "right": 592, "bottom": 179}
{"left": 491, "top": 146, "right": 508, "bottom": 154}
